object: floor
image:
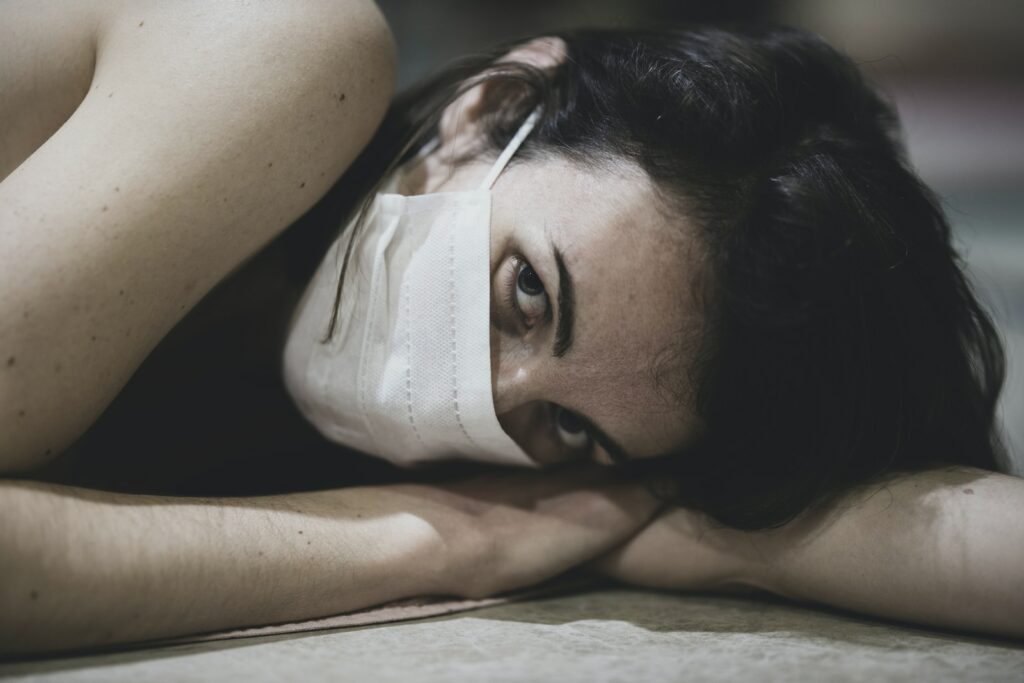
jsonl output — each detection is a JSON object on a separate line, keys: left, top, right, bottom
{"left": 3, "top": 589, "right": 1022, "bottom": 682}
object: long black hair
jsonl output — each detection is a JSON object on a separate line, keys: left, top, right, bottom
{"left": 286, "top": 24, "right": 1007, "bottom": 529}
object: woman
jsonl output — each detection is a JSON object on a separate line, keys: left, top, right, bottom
{"left": 1, "top": 0, "right": 1022, "bottom": 655}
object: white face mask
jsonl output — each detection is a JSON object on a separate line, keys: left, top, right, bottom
{"left": 282, "top": 110, "right": 541, "bottom": 467}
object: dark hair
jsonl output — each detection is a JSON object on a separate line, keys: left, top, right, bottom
{"left": 300, "top": 24, "right": 1006, "bottom": 529}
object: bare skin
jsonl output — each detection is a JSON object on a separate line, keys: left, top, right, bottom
{"left": 0, "top": 2, "right": 1022, "bottom": 657}
{"left": 0, "top": 1, "right": 665, "bottom": 655}
{"left": 0, "top": 469, "right": 663, "bottom": 655}
{"left": 0, "top": 0, "right": 397, "bottom": 471}
{"left": 592, "top": 467, "right": 1024, "bottom": 640}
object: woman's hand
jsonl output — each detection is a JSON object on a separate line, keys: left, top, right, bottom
{"left": 0, "top": 467, "right": 659, "bottom": 655}
{"left": 397, "top": 465, "right": 664, "bottom": 598}
{"left": 585, "top": 503, "right": 760, "bottom": 593}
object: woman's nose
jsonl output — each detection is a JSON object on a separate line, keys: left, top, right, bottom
{"left": 495, "top": 399, "right": 543, "bottom": 456}
{"left": 492, "top": 360, "right": 535, "bottom": 416}
{"left": 491, "top": 323, "right": 538, "bottom": 415}
{"left": 491, "top": 334, "right": 581, "bottom": 466}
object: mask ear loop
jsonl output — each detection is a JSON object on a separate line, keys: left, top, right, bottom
{"left": 322, "top": 103, "right": 540, "bottom": 342}
{"left": 478, "top": 106, "right": 543, "bottom": 190}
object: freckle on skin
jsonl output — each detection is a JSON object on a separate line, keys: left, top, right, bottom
{"left": 338, "top": 93, "right": 346, "bottom": 102}
{"left": 90, "top": 335, "right": 97, "bottom": 342}
{"left": 108, "top": 92, "right": 114, "bottom": 98}
{"left": 299, "top": 182, "right": 306, "bottom": 188}
{"left": 298, "top": 530, "right": 303, "bottom": 535}
{"left": 6, "top": 356, "right": 13, "bottom": 367}
{"left": 30, "top": 590, "right": 38, "bottom": 600}
{"left": 139, "top": 20, "right": 144, "bottom": 27}
{"left": 257, "top": 551, "right": 264, "bottom": 557}
{"left": 119, "top": 290, "right": 124, "bottom": 296}
{"left": 115, "top": 186, "right": 120, "bottom": 192}
{"left": 963, "top": 488, "right": 974, "bottom": 495}
{"left": 102, "top": 205, "right": 108, "bottom": 212}
{"left": 18, "top": 410, "right": 25, "bottom": 417}
{"left": 267, "top": 161, "right": 273, "bottom": 168}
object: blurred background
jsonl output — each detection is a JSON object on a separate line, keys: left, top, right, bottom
{"left": 377, "top": 0, "right": 1024, "bottom": 473}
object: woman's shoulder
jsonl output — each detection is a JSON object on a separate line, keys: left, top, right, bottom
{"left": 1, "top": 0, "right": 396, "bottom": 182}
{"left": 0, "top": 0, "right": 396, "bottom": 472}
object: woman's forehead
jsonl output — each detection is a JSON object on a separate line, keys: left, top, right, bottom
{"left": 495, "top": 157, "right": 704, "bottom": 457}
{"left": 555, "top": 252, "right": 701, "bottom": 458}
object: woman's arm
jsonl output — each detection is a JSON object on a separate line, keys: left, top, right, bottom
{"left": 0, "top": 467, "right": 659, "bottom": 656}
{"left": 591, "top": 468, "right": 1024, "bottom": 640}
{"left": 0, "top": 0, "right": 396, "bottom": 473}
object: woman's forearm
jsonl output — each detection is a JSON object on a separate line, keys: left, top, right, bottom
{"left": 593, "top": 468, "right": 1024, "bottom": 639}
{"left": 0, "top": 480, "right": 447, "bottom": 655}
{"left": 753, "top": 468, "right": 1024, "bottom": 639}
{"left": 0, "top": 467, "right": 658, "bottom": 656}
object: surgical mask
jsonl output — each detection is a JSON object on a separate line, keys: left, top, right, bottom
{"left": 282, "top": 109, "right": 541, "bottom": 467}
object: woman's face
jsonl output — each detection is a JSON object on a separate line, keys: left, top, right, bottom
{"left": 402, "top": 152, "right": 705, "bottom": 466}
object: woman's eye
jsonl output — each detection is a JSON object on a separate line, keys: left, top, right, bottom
{"left": 513, "top": 258, "right": 550, "bottom": 322}
{"left": 555, "top": 407, "right": 591, "bottom": 450}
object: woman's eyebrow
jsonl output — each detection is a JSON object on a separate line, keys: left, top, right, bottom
{"left": 552, "top": 247, "right": 575, "bottom": 358}
{"left": 549, "top": 244, "right": 631, "bottom": 462}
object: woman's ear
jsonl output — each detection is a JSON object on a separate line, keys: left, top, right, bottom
{"left": 498, "top": 36, "right": 568, "bottom": 72}
{"left": 436, "top": 36, "right": 567, "bottom": 158}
